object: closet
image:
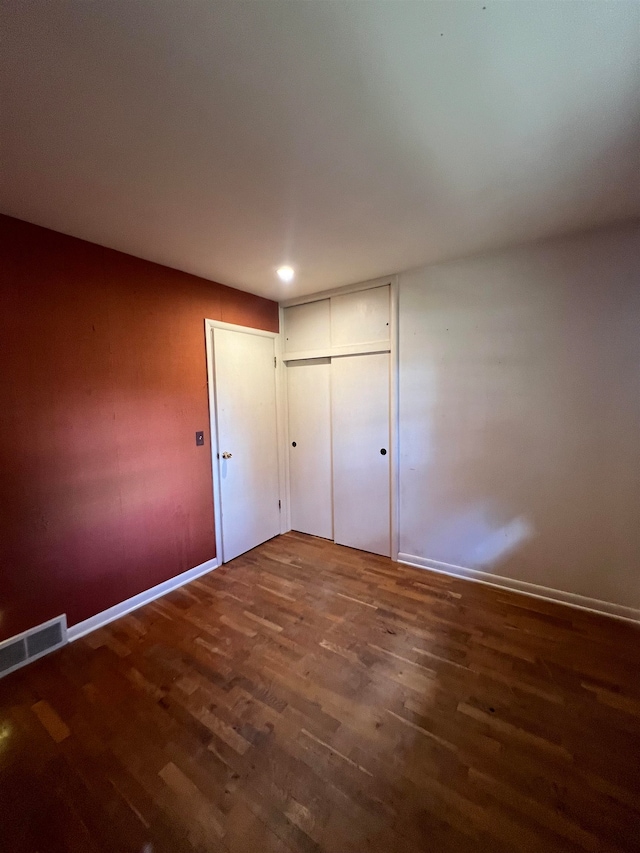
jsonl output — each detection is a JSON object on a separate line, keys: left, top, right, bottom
{"left": 283, "top": 284, "right": 392, "bottom": 557}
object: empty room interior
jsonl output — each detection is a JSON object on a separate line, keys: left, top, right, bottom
{"left": 2, "top": 2, "right": 640, "bottom": 851}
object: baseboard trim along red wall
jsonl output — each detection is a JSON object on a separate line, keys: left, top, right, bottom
{"left": 66, "top": 556, "right": 220, "bottom": 642}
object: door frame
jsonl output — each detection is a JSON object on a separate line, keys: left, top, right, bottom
{"left": 204, "top": 319, "right": 288, "bottom": 563}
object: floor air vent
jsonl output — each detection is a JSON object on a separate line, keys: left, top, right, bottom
{"left": 0, "top": 615, "right": 67, "bottom": 679}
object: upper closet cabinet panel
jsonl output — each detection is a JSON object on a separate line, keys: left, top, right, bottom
{"left": 283, "top": 300, "right": 331, "bottom": 353}
{"left": 330, "top": 285, "right": 390, "bottom": 348}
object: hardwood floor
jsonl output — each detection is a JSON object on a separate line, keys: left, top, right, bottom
{"left": 1, "top": 532, "right": 640, "bottom": 853}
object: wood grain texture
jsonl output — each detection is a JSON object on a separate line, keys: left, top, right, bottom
{"left": 1, "top": 532, "right": 639, "bottom": 852}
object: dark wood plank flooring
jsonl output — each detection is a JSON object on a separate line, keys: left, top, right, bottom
{"left": 1, "top": 532, "right": 640, "bottom": 852}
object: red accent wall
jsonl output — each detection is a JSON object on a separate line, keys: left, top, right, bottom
{"left": 0, "top": 215, "right": 279, "bottom": 640}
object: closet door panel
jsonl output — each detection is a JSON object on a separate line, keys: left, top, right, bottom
{"left": 287, "top": 359, "right": 333, "bottom": 539}
{"left": 330, "top": 285, "right": 390, "bottom": 347}
{"left": 284, "top": 300, "right": 330, "bottom": 353}
{"left": 332, "top": 353, "right": 390, "bottom": 556}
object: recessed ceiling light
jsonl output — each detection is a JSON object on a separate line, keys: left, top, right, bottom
{"left": 277, "top": 265, "right": 295, "bottom": 283}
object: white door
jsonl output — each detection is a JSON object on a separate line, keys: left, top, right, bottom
{"left": 287, "top": 359, "right": 333, "bottom": 539}
{"left": 332, "top": 353, "right": 390, "bottom": 556}
{"left": 213, "top": 328, "right": 280, "bottom": 562}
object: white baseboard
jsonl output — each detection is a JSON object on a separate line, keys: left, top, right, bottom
{"left": 67, "top": 557, "right": 219, "bottom": 641}
{"left": 397, "top": 553, "right": 640, "bottom": 626}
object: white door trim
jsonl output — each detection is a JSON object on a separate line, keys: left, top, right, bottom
{"left": 278, "top": 305, "right": 293, "bottom": 534}
{"left": 282, "top": 342, "right": 392, "bottom": 363}
{"left": 389, "top": 276, "right": 399, "bottom": 561}
{"left": 204, "top": 319, "right": 287, "bottom": 564}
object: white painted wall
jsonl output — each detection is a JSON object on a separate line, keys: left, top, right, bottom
{"left": 398, "top": 222, "right": 640, "bottom": 610}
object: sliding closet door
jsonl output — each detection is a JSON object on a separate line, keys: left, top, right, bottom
{"left": 332, "top": 353, "right": 391, "bottom": 556}
{"left": 287, "top": 359, "right": 333, "bottom": 539}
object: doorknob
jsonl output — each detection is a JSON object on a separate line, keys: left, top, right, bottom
{"left": 222, "top": 452, "right": 233, "bottom": 459}
{"left": 380, "top": 448, "right": 387, "bottom": 455}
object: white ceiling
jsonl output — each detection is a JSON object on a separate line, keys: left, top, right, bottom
{"left": 2, "top": 2, "right": 639, "bottom": 300}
